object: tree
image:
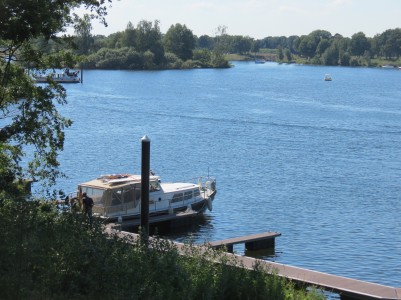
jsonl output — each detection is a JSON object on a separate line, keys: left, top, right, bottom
{"left": 74, "top": 14, "right": 94, "bottom": 55}
{"left": 338, "top": 51, "right": 351, "bottom": 66}
{"left": 163, "top": 23, "right": 196, "bottom": 61}
{"left": 251, "top": 40, "right": 261, "bottom": 54}
{"left": 211, "top": 26, "right": 230, "bottom": 68}
{"left": 229, "top": 36, "right": 253, "bottom": 54}
{"left": 197, "top": 35, "right": 214, "bottom": 49}
{"left": 296, "top": 30, "right": 332, "bottom": 58}
{"left": 262, "top": 36, "right": 288, "bottom": 49}
{"left": 284, "top": 48, "right": 292, "bottom": 61}
{"left": 350, "top": 32, "right": 370, "bottom": 57}
{"left": 123, "top": 21, "right": 137, "bottom": 48}
{"left": 135, "top": 20, "right": 164, "bottom": 65}
{"left": 316, "top": 39, "right": 330, "bottom": 56}
{"left": 192, "top": 49, "right": 212, "bottom": 67}
{"left": 379, "top": 28, "right": 401, "bottom": 59}
{"left": 277, "top": 47, "right": 284, "bottom": 60}
{"left": 322, "top": 43, "right": 339, "bottom": 66}
{"left": 286, "top": 35, "right": 299, "bottom": 54}
{"left": 0, "top": 0, "right": 111, "bottom": 195}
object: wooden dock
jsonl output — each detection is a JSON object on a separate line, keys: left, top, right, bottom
{"left": 236, "top": 255, "right": 401, "bottom": 300}
{"left": 104, "top": 229, "right": 401, "bottom": 300}
{"left": 208, "top": 231, "right": 281, "bottom": 252}
{"left": 110, "top": 210, "right": 201, "bottom": 229}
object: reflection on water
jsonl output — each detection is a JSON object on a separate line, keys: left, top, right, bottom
{"left": 244, "top": 247, "right": 276, "bottom": 260}
{"left": 124, "top": 214, "right": 215, "bottom": 244}
{"left": 158, "top": 214, "right": 215, "bottom": 244}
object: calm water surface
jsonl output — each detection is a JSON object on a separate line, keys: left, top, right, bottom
{"left": 56, "top": 62, "right": 401, "bottom": 287}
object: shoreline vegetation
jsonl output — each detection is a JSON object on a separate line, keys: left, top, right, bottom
{"left": 32, "top": 20, "right": 401, "bottom": 71}
{"left": 0, "top": 199, "right": 325, "bottom": 300}
{"left": 225, "top": 51, "right": 401, "bottom": 69}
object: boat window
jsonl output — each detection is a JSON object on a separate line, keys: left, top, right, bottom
{"left": 193, "top": 189, "right": 200, "bottom": 197}
{"left": 122, "top": 186, "right": 136, "bottom": 203}
{"left": 81, "top": 187, "right": 105, "bottom": 204}
{"left": 184, "top": 191, "right": 192, "bottom": 200}
{"left": 111, "top": 189, "right": 122, "bottom": 206}
{"left": 135, "top": 189, "right": 141, "bottom": 201}
{"left": 171, "top": 193, "right": 183, "bottom": 203}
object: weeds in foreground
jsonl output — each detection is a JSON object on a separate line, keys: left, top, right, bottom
{"left": 0, "top": 199, "right": 325, "bottom": 300}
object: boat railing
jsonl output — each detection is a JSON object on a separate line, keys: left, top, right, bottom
{"left": 196, "top": 176, "right": 216, "bottom": 189}
{"left": 94, "top": 201, "right": 139, "bottom": 216}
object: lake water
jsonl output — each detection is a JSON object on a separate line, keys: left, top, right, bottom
{"left": 55, "top": 61, "right": 401, "bottom": 287}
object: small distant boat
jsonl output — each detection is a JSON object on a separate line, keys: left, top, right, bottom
{"left": 381, "top": 65, "right": 395, "bottom": 69}
{"left": 324, "top": 74, "right": 332, "bottom": 81}
{"left": 34, "top": 68, "right": 80, "bottom": 83}
{"left": 255, "top": 59, "right": 266, "bottom": 64}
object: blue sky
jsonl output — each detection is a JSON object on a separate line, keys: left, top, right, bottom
{"left": 84, "top": 0, "right": 401, "bottom": 38}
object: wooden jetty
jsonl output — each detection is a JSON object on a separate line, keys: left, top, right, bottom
{"left": 236, "top": 256, "right": 401, "bottom": 300}
{"left": 208, "top": 231, "right": 281, "bottom": 252}
{"left": 104, "top": 228, "right": 401, "bottom": 300}
{"left": 110, "top": 210, "right": 201, "bottom": 230}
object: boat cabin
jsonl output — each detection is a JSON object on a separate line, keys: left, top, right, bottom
{"left": 76, "top": 174, "right": 213, "bottom": 219}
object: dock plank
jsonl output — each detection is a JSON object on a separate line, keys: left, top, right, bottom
{"left": 209, "top": 232, "right": 281, "bottom": 252}
{"left": 236, "top": 256, "right": 401, "bottom": 300}
{"left": 209, "top": 232, "right": 281, "bottom": 247}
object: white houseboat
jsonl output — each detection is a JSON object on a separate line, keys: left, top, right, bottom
{"left": 34, "top": 69, "right": 80, "bottom": 83}
{"left": 74, "top": 173, "right": 216, "bottom": 221}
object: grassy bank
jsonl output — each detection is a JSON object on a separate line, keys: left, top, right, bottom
{"left": 0, "top": 199, "right": 325, "bottom": 300}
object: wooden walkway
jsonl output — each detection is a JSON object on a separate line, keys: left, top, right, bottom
{"left": 110, "top": 210, "right": 200, "bottom": 229}
{"left": 236, "top": 256, "right": 401, "bottom": 300}
{"left": 208, "top": 232, "right": 281, "bottom": 252}
{"left": 104, "top": 229, "right": 401, "bottom": 300}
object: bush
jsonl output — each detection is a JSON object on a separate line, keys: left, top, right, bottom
{"left": 164, "top": 52, "right": 183, "bottom": 69}
{"left": 350, "top": 57, "right": 361, "bottom": 66}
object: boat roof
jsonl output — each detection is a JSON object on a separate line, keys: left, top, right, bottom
{"left": 79, "top": 174, "right": 160, "bottom": 190}
{"left": 160, "top": 182, "right": 199, "bottom": 193}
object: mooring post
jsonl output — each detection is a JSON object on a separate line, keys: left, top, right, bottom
{"left": 141, "top": 135, "right": 150, "bottom": 244}
{"left": 80, "top": 63, "right": 83, "bottom": 84}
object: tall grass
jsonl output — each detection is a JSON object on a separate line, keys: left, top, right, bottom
{"left": 0, "top": 199, "right": 325, "bottom": 300}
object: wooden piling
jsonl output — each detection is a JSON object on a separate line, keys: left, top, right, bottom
{"left": 140, "top": 135, "right": 150, "bottom": 242}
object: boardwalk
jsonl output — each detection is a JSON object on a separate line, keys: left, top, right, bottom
{"left": 110, "top": 210, "right": 200, "bottom": 229}
{"left": 208, "top": 232, "right": 281, "bottom": 252}
{"left": 104, "top": 228, "right": 401, "bottom": 300}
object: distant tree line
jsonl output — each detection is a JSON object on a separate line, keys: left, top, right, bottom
{"left": 54, "top": 18, "right": 230, "bottom": 69}
{"left": 255, "top": 28, "right": 401, "bottom": 66}
{"left": 34, "top": 18, "right": 401, "bottom": 69}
